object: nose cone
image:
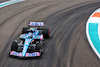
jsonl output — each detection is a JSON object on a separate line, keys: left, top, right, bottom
{"left": 22, "top": 39, "right": 31, "bottom": 57}
{"left": 22, "top": 45, "right": 28, "bottom": 57}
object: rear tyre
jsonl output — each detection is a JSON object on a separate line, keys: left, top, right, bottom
{"left": 11, "top": 41, "right": 18, "bottom": 51}
{"left": 22, "top": 27, "right": 29, "bottom": 34}
{"left": 43, "top": 28, "right": 50, "bottom": 38}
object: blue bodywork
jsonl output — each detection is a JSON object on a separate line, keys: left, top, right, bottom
{"left": 20, "top": 28, "right": 42, "bottom": 57}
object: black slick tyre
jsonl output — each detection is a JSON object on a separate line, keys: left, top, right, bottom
{"left": 22, "top": 27, "right": 28, "bottom": 34}
{"left": 11, "top": 42, "right": 18, "bottom": 51}
{"left": 37, "top": 43, "right": 41, "bottom": 51}
{"left": 43, "top": 28, "right": 50, "bottom": 38}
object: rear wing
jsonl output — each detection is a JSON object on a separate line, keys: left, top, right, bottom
{"left": 28, "top": 22, "right": 45, "bottom": 27}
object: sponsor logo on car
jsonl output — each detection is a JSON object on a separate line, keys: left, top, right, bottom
{"left": 29, "top": 22, "right": 44, "bottom": 26}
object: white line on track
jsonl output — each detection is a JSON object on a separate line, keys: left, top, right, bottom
{"left": 0, "top": 0, "right": 25, "bottom": 8}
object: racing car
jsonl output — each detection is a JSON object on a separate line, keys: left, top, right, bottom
{"left": 9, "top": 22, "right": 50, "bottom": 58}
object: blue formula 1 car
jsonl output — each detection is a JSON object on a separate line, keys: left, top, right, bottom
{"left": 9, "top": 22, "right": 50, "bottom": 58}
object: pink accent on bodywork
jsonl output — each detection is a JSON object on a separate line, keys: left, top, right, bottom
{"left": 40, "top": 35, "right": 43, "bottom": 40}
{"left": 25, "top": 52, "right": 40, "bottom": 57}
{"left": 25, "top": 53, "right": 28, "bottom": 57}
{"left": 20, "top": 35, "right": 22, "bottom": 38}
{"left": 19, "top": 53, "right": 22, "bottom": 57}
{"left": 36, "top": 52, "right": 40, "bottom": 56}
{"left": 10, "top": 51, "right": 22, "bottom": 56}
{"left": 29, "top": 22, "right": 31, "bottom": 25}
{"left": 41, "top": 23, "right": 44, "bottom": 25}
{"left": 10, "top": 51, "right": 40, "bottom": 57}
{"left": 10, "top": 51, "right": 14, "bottom": 55}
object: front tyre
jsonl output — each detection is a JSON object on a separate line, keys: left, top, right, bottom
{"left": 11, "top": 41, "right": 18, "bottom": 51}
{"left": 37, "top": 43, "right": 41, "bottom": 51}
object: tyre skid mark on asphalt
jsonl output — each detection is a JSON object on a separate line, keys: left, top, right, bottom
{"left": 0, "top": 1, "right": 58, "bottom": 28}
{"left": 0, "top": 2, "right": 61, "bottom": 66}
{"left": 43, "top": 2, "right": 100, "bottom": 67}
{"left": 0, "top": 2, "right": 59, "bottom": 53}
{"left": 69, "top": 17, "right": 86, "bottom": 67}
{"left": 0, "top": 1, "right": 100, "bottom": 67}
{"left": 36, "top": 2, "right": 97, "bottom": 67}
{"left": 0, "top": 2, "right": 88, "bottom": 66}
{"left": 0, "top": 2, "right": 59, "bottom": 55}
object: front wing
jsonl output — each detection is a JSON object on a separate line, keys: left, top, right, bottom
{"left": 9, "top": 51, "right": 41, "bottom": 58}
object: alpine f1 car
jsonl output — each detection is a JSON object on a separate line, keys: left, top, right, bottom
{"left": 9, "top": 22, "right": 50, "bottom": 58}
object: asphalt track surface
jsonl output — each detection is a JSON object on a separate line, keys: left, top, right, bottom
{"left": 1, "top": 0, "right": 100, "bottom": 67}
{"left": 0, "top": 0, "right": 9, "bottom": 3}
